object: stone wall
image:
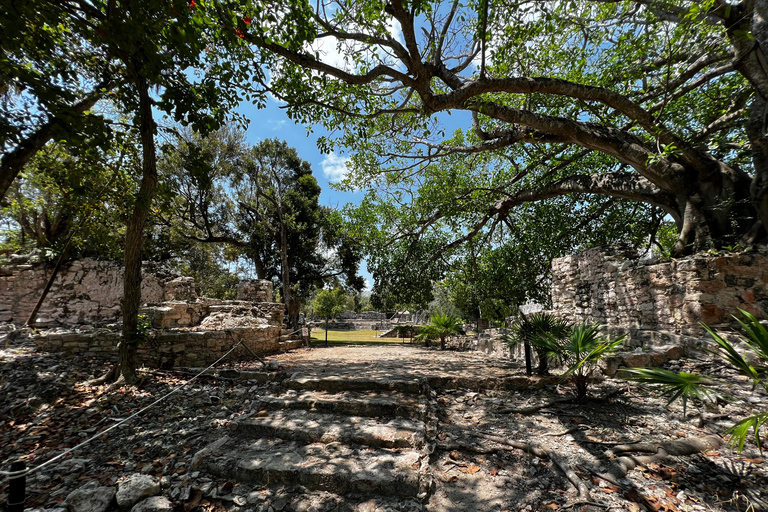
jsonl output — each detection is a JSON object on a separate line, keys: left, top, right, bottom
{"left": 0, "top": 257, "right": 294, "bottom": 367}
{"left": 551, "top": 247, "right": 768, "bottom": 347}
{"left": 0, "top": 258, "right": 182, "bottom": 326}
{"left": 33, "top": 325, "right": 286, "bottom": 368}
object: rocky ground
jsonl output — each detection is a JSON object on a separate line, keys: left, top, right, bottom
{"left": 0, "top": 339, "right": 766, "bottom": 512}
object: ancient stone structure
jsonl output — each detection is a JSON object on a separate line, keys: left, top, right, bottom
{"left": 0, "top": 257, "right": 300, "bottom": 366}
{"left": 551, "top": 246, "right": 768, "bottom": 348}
{"left": 0, "top": 258, "right": 176, "bottom": 326}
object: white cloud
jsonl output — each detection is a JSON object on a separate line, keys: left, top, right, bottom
{"left": 320, "top": 152, "right": 350, "bottom": 182}
{"left": 363, "top": 278, "right": 372, "bottom": 292}
{"left": 386, "top": 17, "right": 404, "bottom": 44}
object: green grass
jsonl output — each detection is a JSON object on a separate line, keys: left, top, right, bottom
{"left": 309, "top": 329, "right": 412, "bottom": 346}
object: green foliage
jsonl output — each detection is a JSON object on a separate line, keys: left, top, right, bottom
{"left": 626, "top": 309, "right": 768, "bottom": 452}
{"left": 506, "top": 312, "right": 572, "bottom": 375}
{"left": 417, "top": 314, "right": 464, "bottom": 350}
{"left": 395, "top": 324, "right": 415, "bottom": 342}
{"left": 559, "top": 322, "right": 625, "bottom": 400}
{"left": 0, "top": 141, "right": 137, "bottom": 261}
{"left": 158, "top": 129, "right": 364, "bottom": 322}
{"left": 622, "top": 368, "right": 720, "bottom": 417}
{"left": 313, "top": 288, "right": 348, "bottom": 320}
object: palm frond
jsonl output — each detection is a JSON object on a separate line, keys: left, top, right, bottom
{"left": 702, "top": 323, "right": 760, "bottom": 383}
{"left": 728, "top": 412, "right": 768, "bottom": 453}
{"left": 734, "top": 309, "right": 768, "bottom": 362}
{"left": 622, "top": 368, "right": 720, "bottom": 417}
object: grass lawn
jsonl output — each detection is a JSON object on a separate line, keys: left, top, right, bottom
{"left": 309, "top": 329, "right": 416, "bottom": 346}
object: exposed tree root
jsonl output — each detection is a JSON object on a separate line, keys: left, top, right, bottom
{"left": 84, "top": 367, "right": 116, "bottom": 387}
{"left": 542, "top": 426, "right": 584, "bottom": 437}
{"left": 441, "top": 431, "right": 590, "bottom": 498}
{"left": 496, "top": 400, "right": 565, "bottom": 415}
{"left": 604, "top": 434, "right": 724, "bottom": 478}
{"left": 439, "top": 432, "right": 725, "bottom": 503}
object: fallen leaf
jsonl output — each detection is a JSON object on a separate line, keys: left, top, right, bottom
{"left": 744, "top": 457, "right": 764, "bottom": 463}
{"left": 602, "top": 486, "right": 621, "bottom": 494}
{"left": 544, "top": 503, "right": 558, "bottom": 510}
{"left": 460, "top": 465, "right": 481, "bottom": 474}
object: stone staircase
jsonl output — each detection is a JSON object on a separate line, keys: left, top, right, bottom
{"left": 278, "top": 327, "right": 305, "bottom": 351}
{"left": 191, "top": 374, "right": 436, "bottom": 508}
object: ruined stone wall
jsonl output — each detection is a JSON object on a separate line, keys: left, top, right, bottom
{"left": 33, "top": 325, "right": 287, "bottom": 368}
{"left": 0, "top": 259, "right": 178, "bottom": 326}
{"left": 551, "top": 247, "right": 768, "bottom": 346}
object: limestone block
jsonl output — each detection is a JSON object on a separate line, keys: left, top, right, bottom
{"left": 622, "top": 353, "right": 652, "bottom": 368}
{"left": 116, "top": 475, "right": 161, "bottom": 510}
{"left": 663, "top": 346, "right": 685, "bottom": 360}
{"left": 600, "top": 356, "right": 622, "bottom": 376}
{"left": 163, "top": 277, "right": 198, "bottom": 302}
{"left": 66, "top": 485, "right": 116, "bottom": 512}
{"left": 700, "top": 304, "right": 723, "bottom": 324}
{"left": 130, "top": 497, "right": 173, "bottom": 512}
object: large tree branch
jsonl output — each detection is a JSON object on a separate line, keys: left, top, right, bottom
{"left": 428, "top": 75, "right": 720, "bottom": 174}
{"left": 490, "top": 173, "right": 679, "bottom": 219}
{"left": 0, "top": 88, "right": 106, "bottom": 201}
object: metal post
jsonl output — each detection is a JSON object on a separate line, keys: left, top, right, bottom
{"left": 7, "top": 460, "right": 26, "bottom": 512}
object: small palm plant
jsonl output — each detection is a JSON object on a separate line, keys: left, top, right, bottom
{"left": 417, "top": 314, "right": 463, "bottom": 350}
{"left": 505, "top": 312, "right": 571, "bottom": 376}
{"left": 622, "top": 368, "right": 720, "bottom": 418}
{"left": 625, "top": 309, "right": 767, "bottom": 452}
{"left": 560, "top": 322, "right": 625, "bottom": 400}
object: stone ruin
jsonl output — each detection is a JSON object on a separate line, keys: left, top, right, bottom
{"left": 443, "top": 246, "right": 768, "bottom": 377}
{"left": 550, "top": 246, "right": 768, "bottom": 348}
{"left": 0, "top": 257, "right": 302, "bottom": 367}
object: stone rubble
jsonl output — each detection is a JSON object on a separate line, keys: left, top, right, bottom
{"left": 1, "top": 342, "right": 766, "bottom": 512}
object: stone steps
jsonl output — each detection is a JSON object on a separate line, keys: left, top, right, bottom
{"left": 287, "top": 375, "right": 424, "bottom": 394}
{"left": 230, "top": 409, "right": 426, "bottom": 449}
{"left": 192, "top": 369, "right": 432, "bottom": 501}
{"left": 194, "top": 436, "right": 423, "bottom": 497}
{"left": 257, "top": 389, "right": 427, "bottom": 420}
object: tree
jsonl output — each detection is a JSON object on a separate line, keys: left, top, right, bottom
{"left": 159, "top": 131, "right": 364, "bottom": 329}
{"left": 0, "top": 140, "right": 137, "bottom": 261}
{"left": 560, "top": 323, "right": 625, "bottom": 401}
{"left": 505, "top": 312, "right": 572, "bottom": 376}
{"left": 313, "top": 288, "right": 348, "bottom": 345}
{"left": 417, "top": 313, "right": 464, "bottom": 350}
{"left": 5, "top": 0, "right": 258, "bottom": 386}
{"left": 0, "top": 2, "right": 115, "bottom": 202}
{"left": 242, "top": 0, "right": 768, "bottom": 257}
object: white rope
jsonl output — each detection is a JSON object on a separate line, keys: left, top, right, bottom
{"left": 0, "top": 341, "right": 244, "bottom": 483}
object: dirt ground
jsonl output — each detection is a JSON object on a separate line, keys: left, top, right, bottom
{"left": 1, "top": 341, "right": 767, "bottom": 511}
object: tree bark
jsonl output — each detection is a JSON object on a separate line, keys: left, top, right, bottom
{"left": 278, "top": 201, "right": 294, "bottom": 330}
{"left": 113, "top": 75, "right": 158, "bottom": 386}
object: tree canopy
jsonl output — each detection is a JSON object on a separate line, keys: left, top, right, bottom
{"left": 237, "top": 0, "right": 768, "bottom": 274}
{"left": 159, "top": 130, "right": 364, "bottom": 327}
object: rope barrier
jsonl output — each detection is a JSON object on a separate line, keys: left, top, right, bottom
{"left": 0, "top": 341, "right": 245, "bottom": 484}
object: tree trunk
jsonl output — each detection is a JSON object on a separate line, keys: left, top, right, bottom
{"left": 113, "top": 76, "right": 158, "bottom": 386}
{"left": 279, "top": 213, "right": 294, "bottom": 330}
